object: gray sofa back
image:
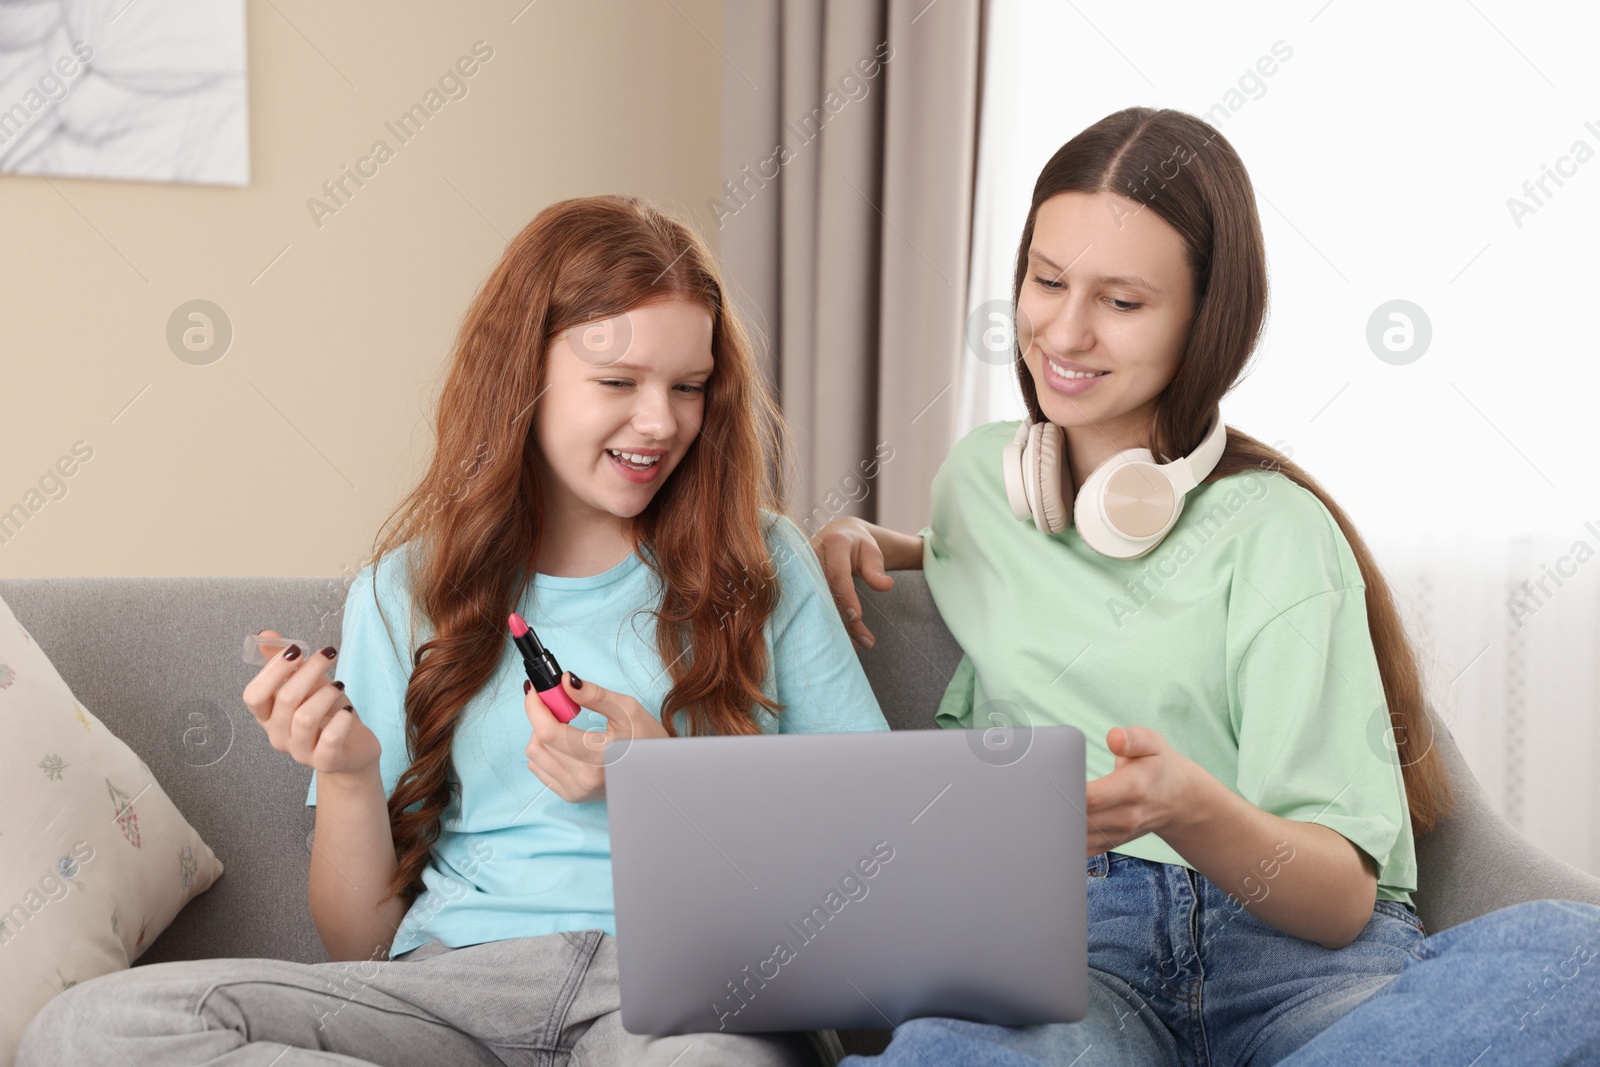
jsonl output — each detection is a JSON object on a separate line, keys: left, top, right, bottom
{"left": 3, "top": 571, "right": 1598, "bottom": 974}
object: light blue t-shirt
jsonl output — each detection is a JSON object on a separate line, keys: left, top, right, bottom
{"left": 307, "top": 511, "right": 889, "bottom": 956}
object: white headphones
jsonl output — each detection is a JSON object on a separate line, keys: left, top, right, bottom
{"left": 1002, "top": 410, "right": 1228, "bottom": 560}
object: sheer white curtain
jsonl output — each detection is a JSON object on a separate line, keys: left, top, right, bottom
{"left": 965, "top": 0, "right": 1600, "bottom": 876}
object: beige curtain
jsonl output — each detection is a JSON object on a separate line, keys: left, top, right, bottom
{"left": 716, "top": 0, "right": 984, "bottom": 538}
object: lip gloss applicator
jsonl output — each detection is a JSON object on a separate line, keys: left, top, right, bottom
{"left": 509, "top": 612, "right": 582, "bottom": 724}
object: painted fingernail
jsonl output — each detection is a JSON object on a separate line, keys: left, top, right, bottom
{"left": 523, "top": 679, "right": 532, "bottom": 694}
{"left": 342, "top": 704, "right": 354, "bottom": 713}
{"left": 321, "top": 646, "right": 338, "bottom": 659}
{"left": 332, "top": 681, "right": 345, "bottom": 691}
{"left": 570, "top": 673, "right": 583, "bottom": 690}
{"left": 283, "top": 645, "right": 301, "bottom": 661}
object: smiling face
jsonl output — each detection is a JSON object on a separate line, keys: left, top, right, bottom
{"left": 533, "top": 297, "right": 714, "bottom": 536}
{"left": 1016, "top": 191, "right": 1196, "bottom": 476}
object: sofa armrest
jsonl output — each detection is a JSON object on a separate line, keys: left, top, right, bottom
{"left": 1413, "top": 710, "right": 1600, "bottom": 932}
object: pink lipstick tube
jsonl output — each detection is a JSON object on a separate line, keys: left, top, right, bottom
{"left": 509, "top": 613, "right": 581, "bottom": 724}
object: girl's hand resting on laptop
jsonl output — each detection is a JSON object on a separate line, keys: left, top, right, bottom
{"left": 242, "top": 629, "right": 381, "bottom": 779}
{"left": 523, "top": 671, "right": 668, "bottom": 803}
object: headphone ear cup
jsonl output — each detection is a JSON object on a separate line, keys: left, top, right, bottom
{"left": 1030, "top": 422, "right": 1070, "bottom": 534}
{"left": 1075, "top": 457, "right": 1178, "bottom": 560}
{"left": 1002, "top": 425, "right": 1034, "bottom": 523}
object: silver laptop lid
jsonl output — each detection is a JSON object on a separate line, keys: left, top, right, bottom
{"left": 605, "top": 726, "right": 1087, "bottom": 1035}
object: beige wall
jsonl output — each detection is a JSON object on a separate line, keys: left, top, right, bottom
{"left": 0, "top": 0, "right": 724, "bottom": 578}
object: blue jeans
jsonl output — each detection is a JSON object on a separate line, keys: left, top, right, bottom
{"left": 841, "top": 853, "right": 1600, "bottom": 1066}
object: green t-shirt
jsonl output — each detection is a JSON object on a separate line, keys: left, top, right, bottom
{"left": 918, "top": 419, "right": 1417, "bottom": 903}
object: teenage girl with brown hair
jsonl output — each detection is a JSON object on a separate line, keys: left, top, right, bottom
{"left": 816, "top": 108, "right": 1600, "bottom": 1066}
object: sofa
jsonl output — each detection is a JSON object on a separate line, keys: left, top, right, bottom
{"left": 4, "top": 570, "right": 1599, "bottom": 1062}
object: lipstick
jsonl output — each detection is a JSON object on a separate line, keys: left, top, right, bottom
{"left": 508, "top": 612, "right": 582, "bottom": 724}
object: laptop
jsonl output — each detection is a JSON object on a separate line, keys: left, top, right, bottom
{"left": 603, "top": 726, "right": 1088, "bottom": 1035}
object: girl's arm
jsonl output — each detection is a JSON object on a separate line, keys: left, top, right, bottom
{"left": 245, "top": 630, "right": 407, "bottom": 962}
{"left": 810, "top": 516, "right": 924, "bottom": 648}
{"left": 1088, "top": 726, "right": 1378, "bottom": 949}
{"left": 1170, "top": 766, "right": 1378, "bottom": 949}
{"left": 308, "top": 766, "right": 409, "bottom": 961}
{"left": 864, "top": 522, "right": 924, "bottom": 571}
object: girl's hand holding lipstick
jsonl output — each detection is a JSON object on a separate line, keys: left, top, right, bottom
{"left": 522, "top": 671, "right": 667, "bottom": 803}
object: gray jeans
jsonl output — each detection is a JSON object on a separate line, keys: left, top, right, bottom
{"left": 17, "top": 930, "right": 837, "bottom": 1066}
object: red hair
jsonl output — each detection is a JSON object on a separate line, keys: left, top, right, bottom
{"left": 363, "top": 195, "right": 792, "bottom": 905}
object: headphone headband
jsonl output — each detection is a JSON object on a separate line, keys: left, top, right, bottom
{"left": 1165, "top": 412, "right": 1227, "bottom": 493}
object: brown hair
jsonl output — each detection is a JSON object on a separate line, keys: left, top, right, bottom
{"left": 1012, "top": 108, "right": 1452, "bottom": 831}
{"left": 366, "top": 195, "right": 791, "bottom": 905}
